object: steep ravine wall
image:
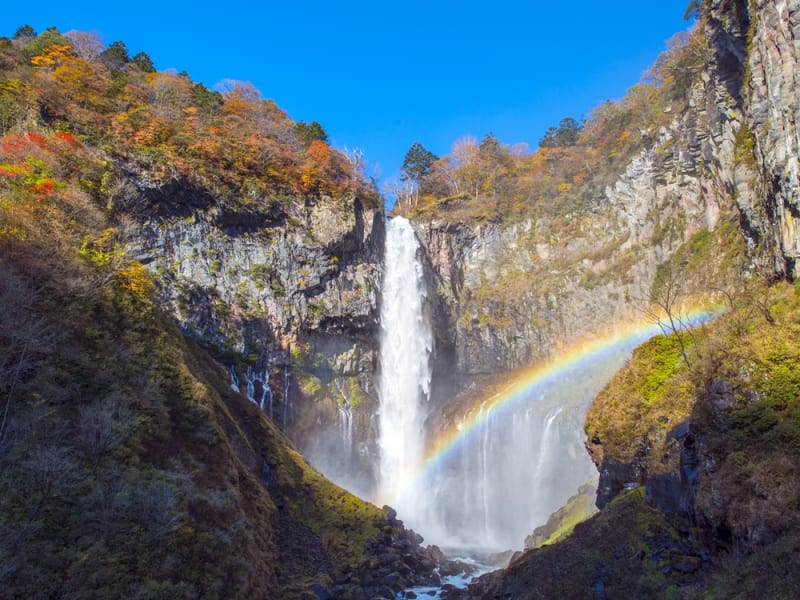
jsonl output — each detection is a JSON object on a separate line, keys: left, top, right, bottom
{"left": 745, "top": 0, "right": 800, "bottom": 274}
{"left": 126, "top": 189, "right": 386, "bottom": 492}
{"left": 451, "top": 2, "right": 800, "bottom": 595}
{"left": 418, "top": 0, "right": 799, "bottom": 404}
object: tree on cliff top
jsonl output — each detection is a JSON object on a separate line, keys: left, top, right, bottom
{"left": 294, "top": 120, "right": 328, "bottom": 148}
{"left": 401, "top": 141, "right": 438, "bottom": 186}
{"left": 538, "top": 116, "right": 583, "bottom": 148}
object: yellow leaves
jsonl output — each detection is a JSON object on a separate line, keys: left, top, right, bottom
{"left": 79, "top": 229, "right": 125, "bottom": 269}
{"left": 116, "top": 261, "right": 155, "bottom": 302}
{"left": 616, "top": 130, "right": 633, "bottom": 146}
{"left": 30, "top": 44, "right": 74, "bottom": 68}
{"left": 0, "top": 78, "right": 23, "bottom": 95}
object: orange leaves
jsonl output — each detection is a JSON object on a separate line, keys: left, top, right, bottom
{"left": 1, "top": 132, "right": 49, "bottom": 158}
{"left": 0, "top": 132, "right": 70, "bottom": 204}
{"left": 53, "top": 131, "right": 80, "bottom": 147}
{"left": 306, "top": 139, "right": 331, "bottom": 167}
{"left": 299, "top": 140, "right": 335, "bottom": 193}
{"left": 219, "top": 80, "right": 261, "bottom": 121}
{"left": 6, "top": 32, "right": 362, "bottom": 204}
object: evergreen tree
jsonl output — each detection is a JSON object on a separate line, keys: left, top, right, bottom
{"left": 401, "top": 141, "right": 438, "bottom": 184}
{"left": 539, "top": 117, "right": 582, "bottom": 148}
{"left": 294, "top": 120, "right": 328, "bottom": 147}
{"left": 100, "top": 41, "right": 130, "bottom": 70}
{"left": 13, "top": 25, "right": 36, "bottom": 40}
{"left": 131, "top": 51, "right": 155, "bottom": 73}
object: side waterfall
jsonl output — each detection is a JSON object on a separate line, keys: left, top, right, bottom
{"left": 377, "top": 217, "right": 433, "bottom": 507}
{"left": 411, "top": 350, "right": 630, "bottom": 551}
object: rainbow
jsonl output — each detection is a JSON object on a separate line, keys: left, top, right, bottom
{"left": 387, "top": 304, "right": 725, "bottom": 506}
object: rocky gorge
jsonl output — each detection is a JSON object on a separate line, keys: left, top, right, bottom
{"left": 121, "top": 0, "right": 800, "bottom": 574}
{"left": 2, "top": 0, "right": 800, "bottom": 597}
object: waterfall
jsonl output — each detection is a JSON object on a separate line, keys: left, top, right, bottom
{"left": 229, "top": 366, "right": 240, "bottom": 393}
{"left": 338, "top": 402, "right": 353, "bottom": 461}
{"left": 374, "top": 217, "right": 614, "bottom": 552}
{"left": 411, "top": 354, "right": 627, "bottom": 552}
{"left": 236, "top": 366, "right": 274, "bottom": 418}
{"left": 376, "top": 216, "right": 432, "bottom": 507}
{"left": 244, "top": 367, "right": 256, "bottom": 403}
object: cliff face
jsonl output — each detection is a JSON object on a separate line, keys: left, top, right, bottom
{"left": 123, "top": 178, "right": 386, "bottom": 491}
{"left": 417, "top": 84, "right": 726, "bottom": 386}
{"left": 745, "top": 0, "right": 800, "bottom": 273}
{"left": 584, "top": 0, "right": 800, "bottom": 516}
{"left": 417, "top": 0, "right": 800, "bottom": 401}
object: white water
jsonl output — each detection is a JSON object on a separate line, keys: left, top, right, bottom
{"left": 377, "top": 217, "right": 433, "bottom": 507}
{"left": 375, "top": 216, "right": 619, "bottom": 552}
{"left": 397, "top": 349, "right": 630, "bottom": 552}
{"left": 338, "top": 401, "right": 353, "bottom": 461}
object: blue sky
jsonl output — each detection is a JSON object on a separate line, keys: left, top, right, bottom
{"left": 5, "top": 1, "right": 692, "bottom": 184}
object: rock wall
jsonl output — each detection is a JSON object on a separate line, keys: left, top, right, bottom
{"left": 745, "top": 0, "right": 800, "bottom": 274}
{"left": 584, "top": 0, "right": 800, "bottom": 543}
{"left": 416, "top": 0, "right": 800, "bottom": 400}
{"left": 125, "top": 185, "right": 385, "bottom": 489}
{"left": 416, "top": 101, "right": 725, "bottom": 389}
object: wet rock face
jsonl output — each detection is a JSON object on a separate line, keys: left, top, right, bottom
{"left": 596, "top": 457, "right": 647, "bottom": 509}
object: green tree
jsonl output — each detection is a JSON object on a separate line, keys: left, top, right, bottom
{"left": 100, "top": 41, "right": 129, "bottom": 70}
{"left": 19, "top": 27, "right": 69, "bottom": 60}
{"left": 13, "top": 25, "right": 36, "bottom": 40}
{"left": 131, "top": 51, "right": 155, "bottom": 73}
{"left": 294, "top": 120, "right": 328, "bottom": 147}
{"left": 539, "top": 116, "right": 582, "bottom": 148}
{"left": 401, "top": 141, "right": 438, "bottom": 185}
{"left": 190, "top": 83, "right": 222, "bottom": 114}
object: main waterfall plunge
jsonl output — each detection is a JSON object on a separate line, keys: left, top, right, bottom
{"left": 372, "top": 217, "right": 634, "bottom": 552}
{"left": 299, "top": 216, "right": 653, "bottom": 552}
{"left": 377, "top": 217, "right": 433, "bottom": 504}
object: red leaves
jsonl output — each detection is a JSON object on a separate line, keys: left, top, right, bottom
{"left": 1, "top": 132, "right": 49, "bottom": 159}
{"left": 53, "top": 131, "right": 80, "bottom": 148}
{"left": 0, "top": 132, "right": 68, "bottom": 200}
{"left": 30, "top": 179, "right": 58, "bottom": 197}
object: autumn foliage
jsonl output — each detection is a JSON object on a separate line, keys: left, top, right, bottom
{"left": 396, "top": 26, "right": 708, "bottom": 223}
{"left": 0, "top": 27, "right": 376, "bottom": 218}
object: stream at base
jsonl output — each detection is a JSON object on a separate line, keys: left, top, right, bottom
{"left": 398, "top": 553, "right": 498, "bottom": 599}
